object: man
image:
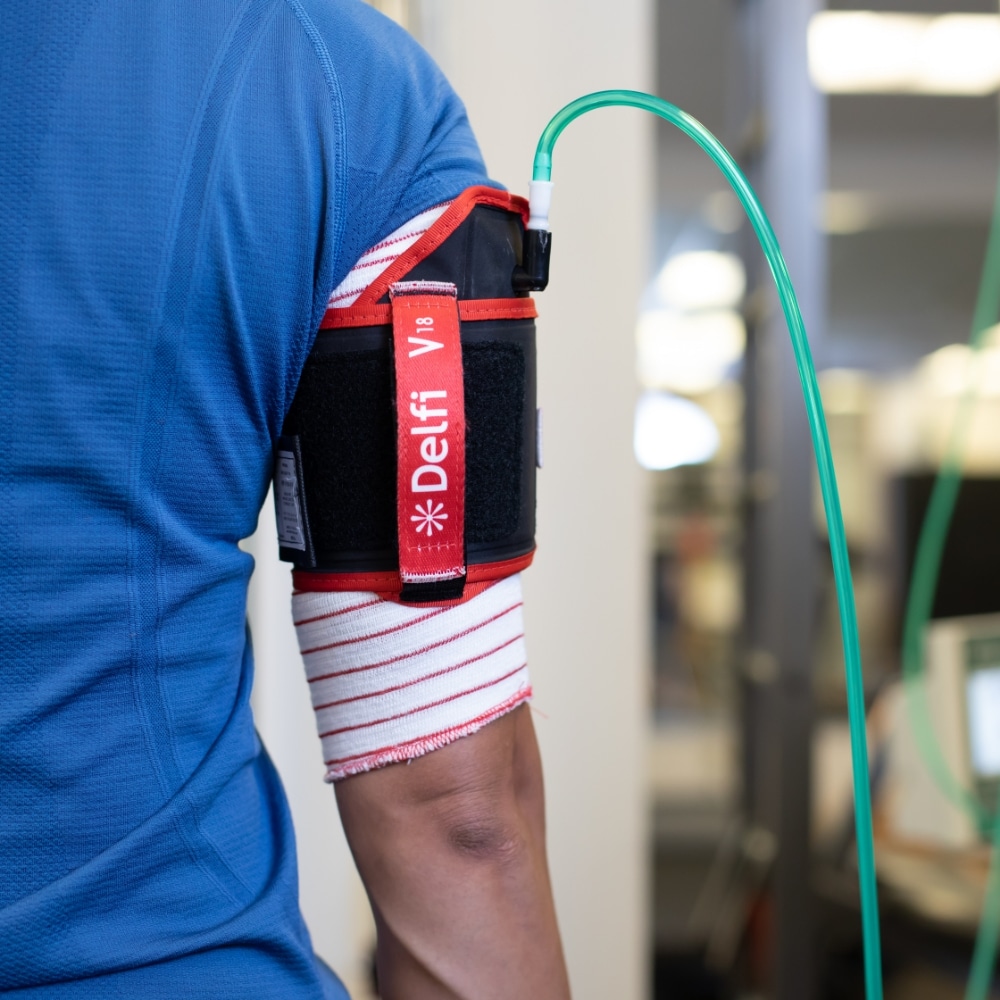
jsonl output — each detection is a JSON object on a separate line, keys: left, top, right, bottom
{"left": 0, "top": 2, "right": 570, "bottom": 996}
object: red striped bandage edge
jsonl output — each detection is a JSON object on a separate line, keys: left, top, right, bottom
{"left": 351, "top": 186, "right": 529, "bottom": 307}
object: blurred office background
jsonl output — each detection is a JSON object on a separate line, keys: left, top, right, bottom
{"left": 245, "top": 1, "right": 1000, "bottom": 997}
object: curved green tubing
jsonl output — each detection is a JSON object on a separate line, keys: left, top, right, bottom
{"left": 533, "top": 90, "right": 883, "bottom": 999}
{"left": 900, "top": 134, "right": 1000, "bottom": 1000}
{"left": 970, "top": 816, "right": 1000, "bottom": 1000}
{"left": 901, "top": 159, "right": 1000, "bottom": 834}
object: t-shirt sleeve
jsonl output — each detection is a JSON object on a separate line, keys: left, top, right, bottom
{"left": 303, "top": 0, "right": 500, "bottom": 296}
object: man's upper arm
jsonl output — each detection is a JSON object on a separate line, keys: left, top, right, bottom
{"left": 333, "top": 704, "right": 570, "bottom": 1000}
{"left": 334, "top": 701, "right": 546, "bottom": 864}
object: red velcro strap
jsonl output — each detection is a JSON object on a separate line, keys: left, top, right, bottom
{"left": 390, "top": 281, "right": 466, "bottom": 585}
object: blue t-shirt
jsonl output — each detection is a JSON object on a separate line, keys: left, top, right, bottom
{"left": 0, "top": 1, "right": 493, "bottom": 994}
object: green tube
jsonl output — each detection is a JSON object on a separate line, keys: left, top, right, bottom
{"left": 967, "top": 812, "right": 1000, "bottom": 1000}
{"left": 901, "top": 156, "right": 1000, "bottom": 835}
{"left": 533, "top": 90, "right": 883, "bottom": 999}
{"left": 900, "top": 100, "right": 1000, "bottom": 1000}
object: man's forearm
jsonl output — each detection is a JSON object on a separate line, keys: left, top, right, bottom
{"left": 335, "top": 704, "right": 571, "bottom": 1000}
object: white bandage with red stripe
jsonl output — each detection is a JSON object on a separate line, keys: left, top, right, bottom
{"left": 294, "top": 575, "right": 531, "bottom": 781}
{"left": 292, "top": 205, "right": 532, "bottom": 782}
{"left": 325, "top": 202, "right": 450, "bottom": 308}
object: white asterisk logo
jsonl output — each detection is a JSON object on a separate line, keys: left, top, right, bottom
{"left": 411, "top": 500, "right": 448, "bottom": 536}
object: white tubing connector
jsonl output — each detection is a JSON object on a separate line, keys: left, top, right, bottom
{"left": 527, "top": 180, "right": 554, "bottom": 231}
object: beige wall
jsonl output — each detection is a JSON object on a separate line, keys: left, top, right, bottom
{"left": 249, "top": 2, "right": 653, "bottom": 997}
{"left": 416, "top": 4, "right": 653, "bottom": 998}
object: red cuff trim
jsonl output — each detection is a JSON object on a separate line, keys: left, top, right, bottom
{"left": 292, "top": 550, "right": 535, "bottom": 601}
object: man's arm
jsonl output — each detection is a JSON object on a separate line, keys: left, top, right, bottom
{"left": 335, "top": 703, "right": 571, "bottom": 1000}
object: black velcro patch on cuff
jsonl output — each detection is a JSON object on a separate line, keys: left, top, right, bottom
{"left": 280, "top": 318, "right": 536, "bottom": 573}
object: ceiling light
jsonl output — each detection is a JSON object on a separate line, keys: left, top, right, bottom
{"left": 808, "top": 12, "right": 1000, "bottom": 96}
{"left": 655, "top": 251, "right": 746, "bottom": 311}
{"left": 633, "top": 392, "right": 720, "bottom": 471}
{"left": 636, "top": 309, "right": 746, "bottom": 394}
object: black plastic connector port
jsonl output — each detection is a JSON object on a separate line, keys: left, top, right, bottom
{"left": 512, "top": 228, "right": 552, "bottom": 292}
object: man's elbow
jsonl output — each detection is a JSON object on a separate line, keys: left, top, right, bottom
{"left": 405, "top": 709, "right": 545, "bottom": 869}
{"left": 336, "top": 705, "right": 547, "bottom": 876}
{"left": 439, "top": 797, "right": 532, "bottom": 868}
